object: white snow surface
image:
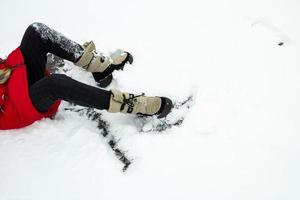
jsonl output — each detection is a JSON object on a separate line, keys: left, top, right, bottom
{"left": 1, "top": 0, "right": 300, "bottom": 199}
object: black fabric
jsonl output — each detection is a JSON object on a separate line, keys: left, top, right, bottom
{"left": 20, "top": 22, "right": 84, "bottom": 87}
{"left": 19, "top": 22, "right": 111, "bottom": 112}
{"left": 29, "top": 74, "right": 111, "bottom": 113}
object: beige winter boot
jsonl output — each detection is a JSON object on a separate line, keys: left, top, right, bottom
{"left": 108, "top": 89, "right": 173, "bottom": 118}
{"left": 75, "top": 41, "right": 133, "bottom": 73}
{"left": 75, "top": 41, "right": 110, "bottom": 73}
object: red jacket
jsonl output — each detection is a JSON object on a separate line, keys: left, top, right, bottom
{"left": 0, "top": 47, "right": 61, "bottom": 130}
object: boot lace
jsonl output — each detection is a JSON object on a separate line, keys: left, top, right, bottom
{"left": 120, "top": 93, "right": 145, "bottom": 113}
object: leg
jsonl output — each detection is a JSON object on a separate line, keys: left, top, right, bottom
{"left": 29, "top": 74, "right": 172, "bottom": 118}
{"left": 20, "top": 22, "right": 132, "bottom": 87}
{"left": 29, "top": 74, "right": 111, "bottom": 113}
{"left": 20, "top": 22, "right": 84, "bottom": 86}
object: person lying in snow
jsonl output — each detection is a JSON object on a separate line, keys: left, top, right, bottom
{"left": 0, "top": 22, "right": 173, "bottom": 130}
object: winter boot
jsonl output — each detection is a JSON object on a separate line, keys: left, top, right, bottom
{"left": 108, "top": 89, "right": 173, "bottom": 118}
{"left": 75, "top": 41, "right": 133, "bottom": 87}
{"left": 75, "top": 41, "right": 110, "bottom": 72}
{"left": 92, "top": 49, "right": 133, "bottom": 87}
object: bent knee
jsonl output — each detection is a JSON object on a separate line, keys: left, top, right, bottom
{"left": 26, "top": 22, "right": 46, "bottom": 35}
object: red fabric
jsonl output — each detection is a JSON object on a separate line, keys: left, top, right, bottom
{"left": 0, "top": 47, "right": 61, "bottom": 130}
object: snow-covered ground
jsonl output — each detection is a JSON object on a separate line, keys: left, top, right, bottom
{"left": 1, "top": 0, "right": 300, "bottom": 199}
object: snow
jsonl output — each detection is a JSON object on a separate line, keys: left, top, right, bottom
{"left": 1, "top": 0, "right": 300, "bottom": 199}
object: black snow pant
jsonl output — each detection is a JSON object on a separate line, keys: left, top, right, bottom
{"left": 20, "top": 22, "right": 111, "bottom": 113}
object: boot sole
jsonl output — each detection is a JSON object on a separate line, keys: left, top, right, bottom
{"left": 117, "top": 52, "right": 134, "bottom": 70}
{"left": 93, "top": 52, "right": 133, "bottom": 87}
{"left": 157, "top": 97, "right": 173, "bottom": 118}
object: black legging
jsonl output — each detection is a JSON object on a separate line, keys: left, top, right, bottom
{"left": 20, "top": 22, "right": 111, "bottom": 113}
